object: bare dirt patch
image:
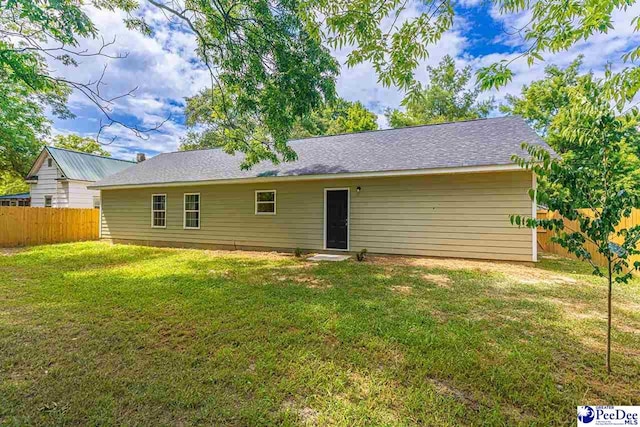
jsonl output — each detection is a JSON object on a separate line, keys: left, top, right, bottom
{"left": 616, "top": 322, "right": 640, "bottom": 335}
{"left": 369, "top": 255, "right": 578, "bottom": 284}
{"left": 348, "top": 372, "right": 372, "bottom": 397}
{"left": 203, "top": 249, "right": 293, "bottom": 261}
{"left": 0, "top": 247, "right": 25, "bottom": 256}
{"left": 390, "top": 285, "right": 413, "bottom": 295}
{"left": 428, "top": 377, "right": 480, "bottom": 411}
{"left": 276, "top": 275, "right": 331, "bottom": 289}
{"left": 570, "top": 311, "right": 603, "bottom": 321}
{"left": 422, "top": 274, "right": 451, "bottom": 287}
{"left": 281, "top": 399, "right": 319, "bottom": 425}
{"left": 428, "top": 377, "right": 532, "bottom": 422}
{"left": 208, "top": 269, "right": 232, "bottom": 277}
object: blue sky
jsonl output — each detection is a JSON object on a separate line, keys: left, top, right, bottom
{"left": 49, "top": 1, "right": 640, "bottom": 161}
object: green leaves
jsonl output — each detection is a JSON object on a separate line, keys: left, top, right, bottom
{"left": 52, "top": 135, "right": 111, "bottom": 157}
{"left": 0, "top": 76, "right": 48, "bottom": 177}
{"left": 386, "top": 55, "right": 495, "bottom": 128}
{"left": 477, "top": 62, "right": 514, "bottom": 91}
{"left": 0, "top": 0, "right": 103, "bottom": 176}
{"left": 180, "top": 92, "right": 378, "bottom": 162}
{"left": 148, "top": 0, "right": 339, "bottom": 168}
{"left": 510, "top": 61, "right": 640, "bottom": 284}
{"left": 309, "top": 0, "right": 454, "bottom": 96}
{"left": 290, "top": 99, "right": 378, "bottom": 138}
{"left": 0, "top": 171, "right": 29, "bottom": 196}
{"left": 4, "top": 0, "right": 640, "bottom": 170}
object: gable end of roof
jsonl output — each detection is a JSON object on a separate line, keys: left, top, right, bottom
{"left": 26, "top": 146, "right": 136, "bottom": 182}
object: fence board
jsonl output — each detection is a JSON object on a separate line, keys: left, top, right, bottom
{"left": 0, "top": 207, "right": 99, "bottom": 248}
{"left": 537, "top": 209, "right": 640, "bottom": 268}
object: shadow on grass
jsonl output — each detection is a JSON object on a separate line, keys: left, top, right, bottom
{"left": 0, "top": 243, "right": 639, "bottom": 425}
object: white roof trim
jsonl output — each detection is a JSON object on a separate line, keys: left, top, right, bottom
{"left": 55, "top": 178, "right": 95, "bottom": 183}
{"left": 26, "top": 147, "right": 62, "bottom": 179}
{"left": 89, "top": 163, "right": 523, "bottom": 190}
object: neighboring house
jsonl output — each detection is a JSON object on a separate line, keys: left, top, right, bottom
{"left": 26, "top": 147, "right": 136, "bottom": 208}
{"left": 0, "top": 193, "right": 30, "bottom": 207}
{"left": 91, "top": 116, "right": 550, "bottom": 262}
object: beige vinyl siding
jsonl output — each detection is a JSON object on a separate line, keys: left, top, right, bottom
{"left": 101, "top": 170, "right": 534, "bottom": 262}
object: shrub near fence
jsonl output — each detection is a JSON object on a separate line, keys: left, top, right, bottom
{"left": 537, "top": 209, "right": 640, "bottom": 268}
{"left": 0, "top": 207, "right": 99, "bottom": 248}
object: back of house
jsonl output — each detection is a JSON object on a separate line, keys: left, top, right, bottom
{"left": 26, "top": 147, "right": 135, "bottom": 208}
{"left": 91, "top": 116, "right": 548, "bottom": 262}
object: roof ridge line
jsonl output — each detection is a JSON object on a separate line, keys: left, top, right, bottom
{"left": 47, "top": 146, "right": 136, "bottom": 163}
{"left": 156, "top": 116, "right": 515, "bottom": 156}
{"left": 286, "top": 115, "right": 509, "bottom": 142}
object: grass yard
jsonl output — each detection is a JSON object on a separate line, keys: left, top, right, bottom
{"left": 1, "top": 242, "right": 639, "bottom": 426}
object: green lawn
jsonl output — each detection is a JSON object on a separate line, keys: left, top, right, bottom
{"left": 1, "top": 242, "right": 639, "bottom": 425}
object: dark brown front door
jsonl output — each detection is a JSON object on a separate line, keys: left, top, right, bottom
{"left": 326, "top": 189, "right": 348, "bottom": 250}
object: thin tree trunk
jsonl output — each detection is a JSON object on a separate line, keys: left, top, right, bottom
{"left": 607, "top": 258, "right": 613, "bottom": 375}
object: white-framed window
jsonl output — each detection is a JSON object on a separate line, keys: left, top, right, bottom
{"left": 255, "top": 190, "right": 276, "bottom": 215}
{"left": 47, "top": 158, "right": 53, "bottom": 167}
{"left": 151, "top": 194, "right": 166, "bottom": 228}
{"left": 44, "top": 195, "right": 52, "bottom": 207}
{"left": 183, "top": 193, "right": 200, "bottom": 229}
{"left": 0, "top": 200, "right": 9, "bottom": 206}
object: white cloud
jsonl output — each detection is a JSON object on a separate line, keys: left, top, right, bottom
{"left": 48, "top": 4, "right": 207, "bottom": 157}
{"left": 48, "top": 1, "right": 638, "bottom": 157}
{"left": 478, "top": 0, "right": 640, "bottom": 101}
{"left": 334, "top": 1, "right": 470, "bottom": 127}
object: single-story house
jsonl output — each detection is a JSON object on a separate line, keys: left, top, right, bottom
{"left": 90, "top": 116, "right": 549, "bottom": 262}
{"left": 0, "top": 193, "right": 31, "bottom": 207}
{"left": 26, "top": 146, "right": 136, "bottom": 208}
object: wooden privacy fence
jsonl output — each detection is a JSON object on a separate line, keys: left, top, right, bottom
{"left": 0, "top": 207, "right": 99, "bottom": 248}
{"left": 537, "top": 209, "right": 640, "bottom": 268}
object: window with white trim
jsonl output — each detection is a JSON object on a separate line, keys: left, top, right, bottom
{"left": 44, "top": 195, "right": 52, "bottom": 207}
{"left": 184, "top": 193, "right": 200, "bottom": 229}
{"left": 151, "top": 194, "right": 166, "bottom": 228}
{"left": 255, "top": 190, "right": 276, "bottom": 215}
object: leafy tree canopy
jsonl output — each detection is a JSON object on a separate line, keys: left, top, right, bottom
{"left": 386, "top": 56, "right": 495, "bottom": 128}
{"left": 0, "top": 78, "right": 47, "bottom": 177}
{"left": 510, "top": 64, "right": 640, "bottom": 373}
{"left": 3, "top": 0, "right": 639, "bottom": 168}
{"left": 53, "top": 135, "right": 111, "bottom": 157}
{"left": 288, "top": 98, "right": 378, "bottom": 139}
{"left": 0, "top": 171, "right": 29, "bottom": 196}
{"left": 501, "top": 57, "right": 584, "bottom": 141}
{"left": 180, "top": 92, "right": 377, "bottom": 155}
{"left": 0, "top": 0, "right": 140, "bottom": 177}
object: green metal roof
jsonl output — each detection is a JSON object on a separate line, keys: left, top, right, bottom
{"left": 45, "top": 146, "right": 135, "bottom": 182}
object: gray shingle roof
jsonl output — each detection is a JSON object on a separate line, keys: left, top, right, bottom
{"left": 29, "top": 147, "right": 136, "bottom": 182}
{"left": 92, "top": 116, "right": 548, "bottom": 189}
